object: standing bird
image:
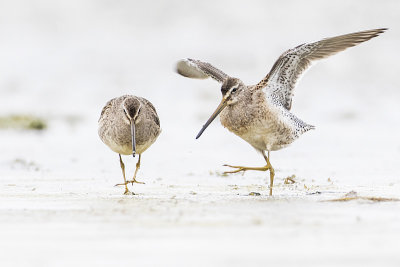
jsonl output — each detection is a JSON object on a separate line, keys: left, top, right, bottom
{"left": 98, "top": 95, "right": 161, "bottom": 195}
{"left": 176, "top": 28, "right": 386, "bottom": 196}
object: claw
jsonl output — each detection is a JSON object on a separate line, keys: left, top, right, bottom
{"left": 223, "top": 166, "right": 247, "bottom": 174}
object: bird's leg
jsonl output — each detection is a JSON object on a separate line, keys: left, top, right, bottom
{"left": 223, "top": 149, "right": 272, "bottom": 174}
{"left": 126, "top": 154, "right": 145, "bottom": 185}
{"left": 223, "top": 164, "right": 270, "bottom": 174}
{"left": 114, "top": 154, "right": 134, "bottom": 195}
{"left": 263, "top": 151, "right": 275, "bottom": 196}
{"left": 223, "top": 151, "right": 275, "bottom": 196}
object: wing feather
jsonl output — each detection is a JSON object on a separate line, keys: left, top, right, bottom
{"left": 257, "top": 28, "right": 387, "bottom": 110}
{"left": 176, "top": 58, "right": 229, "bottom": 83}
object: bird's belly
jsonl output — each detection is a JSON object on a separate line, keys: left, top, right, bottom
{"left": 101, "top": 133, "right": 155, "bottom": 155}
{"left": 98, "top": 122, "right": 158, "bottom": 155}
{"left": 107, "top": 141, "right": 132, "bottom": 155}
{"left": 224, "top": 118, "right": 293, "bottom": 152}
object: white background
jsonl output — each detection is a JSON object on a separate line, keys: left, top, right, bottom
{"left": 1, "top": 1, "right": 399, "bottom": 266}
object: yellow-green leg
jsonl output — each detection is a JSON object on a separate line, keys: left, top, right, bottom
{"left": 223, "top": 150, "right": 275, "bottom": 196}
{"left": 223, "top": 164, "right": 270, "bottom": 173}
{"left": 115, "top": 154, "right": 133, "bottom": 195}
{"left": 126, "top": 154, "right": 145, "bottom": 185}
{"left": 263, "top": 151, "right": 275, "bottom": 196}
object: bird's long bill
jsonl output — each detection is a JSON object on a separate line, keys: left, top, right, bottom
{"left": 196, "top": 98, "right": 228, "bottom": 139}
{"left": 130, "top": 121, "right": 136, "bottom": 157}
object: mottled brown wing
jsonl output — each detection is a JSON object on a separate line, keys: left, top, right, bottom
{"left": 176, "top": 58, "right": 229, "bottom": 83}
{"left": 258, "top": 28, "right": 387, "bottom": 110}
{"left": 98, "top": 99, "right": 114, "bottom": 122}
{"left": 139, "top": 97, "right": 160, "bottom": 127}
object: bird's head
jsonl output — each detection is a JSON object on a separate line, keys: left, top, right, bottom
{"left": 196, "top": 77, "right": 244, "bottom": 139}
{"left": 123, "top": 97, "right": 141, "bottom": 123}
{"left": 220, "top": 77, "right": 244, "bottom": 105}
{"left": 122, "top": 97, "right": 141, "bottom": 157}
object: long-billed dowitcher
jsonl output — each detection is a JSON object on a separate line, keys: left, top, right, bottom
{"left": 176, "top": 28, "right": 386, "bottom": 196}
{"left": 98, "top": 95, "right": 161, "bottom": 195}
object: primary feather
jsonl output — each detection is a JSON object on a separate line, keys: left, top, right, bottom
{"left": 257, "top": 28, "right": 387, "bottom": 110}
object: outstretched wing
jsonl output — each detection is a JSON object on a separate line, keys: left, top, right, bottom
{"left": 257, "top": 28, "right": 387, "bottom": 110}
{"left": 176, "top": 58, "right": 229, "bottom": 83}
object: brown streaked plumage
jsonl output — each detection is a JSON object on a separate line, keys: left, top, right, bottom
{"left": 176, "top": 28, "right": 387, "bottom": 196}
{"left": 98, "top": 95, "right": 161, "bottom": 195}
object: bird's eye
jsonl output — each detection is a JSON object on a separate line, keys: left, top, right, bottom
{"left": 232, "top": 87, "right": 237, "bottom": 93}
{"left": 123, "top": 107, "right": 129, "bottom": 118}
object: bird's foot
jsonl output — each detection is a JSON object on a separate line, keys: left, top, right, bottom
{"left": 123, "top": 188, "right": 135, "bottom": 195}
{"left": 223, "top": 164, "right": 270, "bottom": 174}
{"left": 115, "top": 178, "right": 145, "bottom": 187}
{"left": 127, "top": 178, "right": 145, "bottom": 185}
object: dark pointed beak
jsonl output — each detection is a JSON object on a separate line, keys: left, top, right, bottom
{"left": 196, "top": 98, "right": 228, "bottom": 139}
{"left": 130, "top": 120, "right": 136, "bottom": 157}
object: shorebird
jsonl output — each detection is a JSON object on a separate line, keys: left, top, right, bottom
{"left": 98, "top": 95, "right": 161, "bottom": 195}
{"left": 176, "top": 28, "right": 386, "bottom": 196}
